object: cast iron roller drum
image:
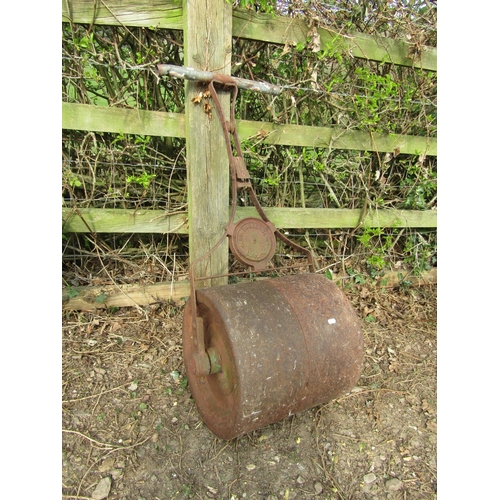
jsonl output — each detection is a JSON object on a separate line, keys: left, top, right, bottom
{"left": 182, "top": 273, "right": 364, "bottom": 440}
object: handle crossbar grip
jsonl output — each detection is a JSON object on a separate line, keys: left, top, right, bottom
{"left": 156, "top": 64, "right": 281, "bottom": 96}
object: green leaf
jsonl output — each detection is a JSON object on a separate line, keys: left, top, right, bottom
{"left": 67, "top": 287, "right": 80, "bottom": 299}
{"left": 95, "top": 293, "right": 107, "bottom": 304}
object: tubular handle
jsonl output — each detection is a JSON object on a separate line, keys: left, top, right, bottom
{"left": 156, "top": 64, "right": 282, "bottom": 96}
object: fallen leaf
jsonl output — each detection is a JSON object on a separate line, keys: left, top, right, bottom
{"left": 99, "top": 458, "right": 115, "bottom": 473}
{"left": 191, "top": 92, "right": 203, "bottom": 104}
{"left": 309, "top": 27, "right": 321, "bottom": 53}
{"left": 110, "top": 321, "right": 122, "bottom": 332}
{"left": 426, "top": 420, "right": 437, "bottom": 432}
{"left": 388, "top": 362, "right": 400, "bottom": 374}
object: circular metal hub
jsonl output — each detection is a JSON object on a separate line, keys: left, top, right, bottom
{"left": 227, "top": 217, "right": 276, "bottom": 271}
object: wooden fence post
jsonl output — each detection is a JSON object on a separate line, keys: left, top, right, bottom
{"left": 184, "top": 0, "right": 232, "bottom": 289}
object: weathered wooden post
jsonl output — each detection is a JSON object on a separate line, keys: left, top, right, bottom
{"left": 184, "top": 0, "right": 232, "bottom": 288}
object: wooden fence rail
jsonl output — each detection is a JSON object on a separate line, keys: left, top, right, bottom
{"left": 62, "top": 207, "right": 436, "bottom": 234}
{"left": 62, "top": 103, "right": 437, "bottom": 155}
{"left": 62, "top": 0, "right": 437, "bottom": 309}
{"left": 62, "top": 268, "right": 437, "bottom": 311}
{"left": 62, "top": 0, "right": 437, "bottom": 71}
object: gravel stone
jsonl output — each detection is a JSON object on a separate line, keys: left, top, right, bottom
{"left": 363, "top": 472, "right": 377, "bottom": 484}
{"left": 385, "top": 477, "right": 403, "bottom": 492}
{"left": 92, "top": 476, "right": 112, "bottom": 499}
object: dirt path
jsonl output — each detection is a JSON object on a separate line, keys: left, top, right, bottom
{"left": 62, "top": 285, "right": 436, "bottom": 499}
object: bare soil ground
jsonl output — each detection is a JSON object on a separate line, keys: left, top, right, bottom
{"left": 62, "top": 283, "right": 437, "bottom": 500}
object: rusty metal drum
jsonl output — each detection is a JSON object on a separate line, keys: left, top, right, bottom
{"left": 182, "top": 273, "right": 363, "bottom": 440}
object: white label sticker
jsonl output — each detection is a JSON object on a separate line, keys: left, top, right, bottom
{"left": 328, "top": 318, "right": 336, "bottom": 325}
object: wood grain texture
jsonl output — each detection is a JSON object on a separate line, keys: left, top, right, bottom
{"left": 62, "top": 207, "right": 436, "bottom": 233}
{"left": 62, "top": 103, "right": 436, "bottom": 156}
{"left": 62, "top": 268, "right": 437, "bottom": 310}
{"left": 62, "top": 208, "right": 188, "bottom": 234}
{"left": 62, "top": 2, "right": 436, "bottom": 70}
{"left": 62, "top": 0, "right": 183, "bottom": 29}
{"left": 232, "top": 8, "right": 436, "bottom": 71}
{"left": 62, "top": 280, "right": 191, "bottom": 310}
{"left": 183, "top": 0, "right": 232, "bottom": 288}
{"left": 62, "top": 103, "right": 185, "bottom": 137}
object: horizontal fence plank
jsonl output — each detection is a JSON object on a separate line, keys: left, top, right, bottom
{"left": 62, "top": 207, "right": 436, "bottom": 233}
{"left": 233, "top": 10, "right": 436, "bottom": 71}
{"left": 342, "top": 31, "right": 437, "bottom": 72}
{"left": 62, "top": 102, "right": 186, "bottom": 137}
{"left": 237, "top": 120, "right": 437, "bottom": 156}
{"left": 62, "top": 280, "right": 191, "bottom": 310}
{"left": 62, "top": 0, "right": 183, "bottom": 30}
{"left": 62, "top": 2, "right": 436, "bottom": 70}
{"left": 62, "top": 208, "right": 189, "bottom": 234}
{"left": 62, "top": 103, "right": 436, "bottom": 155}
{"left": 234, "top": 207, "right": 437, "bottom": 229}
{"left": 62, "top": 267, "right": 437, "bottom": 310}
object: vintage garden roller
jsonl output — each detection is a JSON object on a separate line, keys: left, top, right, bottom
{"left": 157, "top": 65, "right": 364, "bottom": 440}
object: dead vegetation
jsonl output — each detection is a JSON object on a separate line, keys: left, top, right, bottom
{"left": 62, "top": 283, "right": 436, "bottom": 500}
{"left": 62, "top": 3, "right": 437, "bottom": 498}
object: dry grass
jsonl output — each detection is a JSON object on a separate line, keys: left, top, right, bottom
{"left": 62, "top": 284, "right": 436, "bottom": 499}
